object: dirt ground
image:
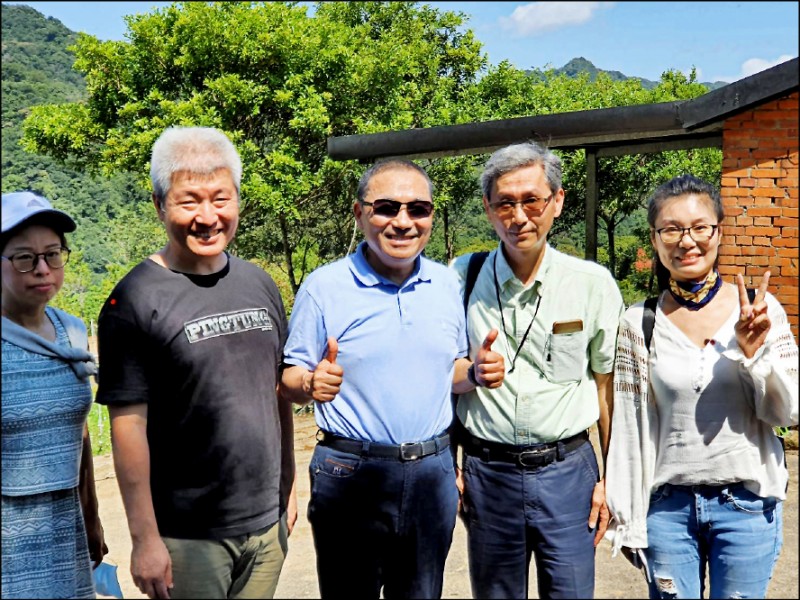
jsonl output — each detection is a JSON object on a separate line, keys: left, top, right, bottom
{"left": 95, "top": 413, "right": 798, "bottom": 599}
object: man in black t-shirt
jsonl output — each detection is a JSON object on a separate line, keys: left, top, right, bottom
{"left": 96, "top": 127, "right": 294, "bottom": 599}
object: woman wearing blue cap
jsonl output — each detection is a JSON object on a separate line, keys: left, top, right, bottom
{"left": 2, "top": 191, "right": 108, "bottom": 598}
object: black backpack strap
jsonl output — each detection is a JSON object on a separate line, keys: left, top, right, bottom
{"left": 451, "top": 251, "right": 489, "bottom": 449}
{"left": 642, "top": 296, "right": 659, "bottom": 352}
{"left": 463, "top": 251, "right": 489, "bottom": 316}
{"left": 642, "top": 288, "right": 756, "bottom": 352}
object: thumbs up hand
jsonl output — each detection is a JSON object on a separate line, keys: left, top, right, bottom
{"left": 472, "top": 329, "right": 505, "bottom": 389}
{"left": 304, "top": 337, "right": 344, "bottom": 402}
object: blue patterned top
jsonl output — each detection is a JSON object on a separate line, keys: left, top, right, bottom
{"left": 1, "top": 307, "right": 93, "bottom": 495}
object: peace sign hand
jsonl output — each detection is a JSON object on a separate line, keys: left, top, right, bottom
{"left": 735, "top": 271, "right": 771, "bottom": 359}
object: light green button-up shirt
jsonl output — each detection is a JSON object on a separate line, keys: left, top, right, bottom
{"left": 451, "top": 243, "right": 624, "bottom": 445}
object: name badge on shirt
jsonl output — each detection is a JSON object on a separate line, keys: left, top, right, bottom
{"left": 552, "top": 319, "right": 583, "bottom": 335}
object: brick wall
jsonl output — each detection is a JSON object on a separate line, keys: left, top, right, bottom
{"left": 719, "top": 91, "right": 799, "bottom": 341}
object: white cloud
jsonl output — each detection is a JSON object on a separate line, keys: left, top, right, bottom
{"left": 499, "top": 2, "right": 614, "bottom": 37}
{"left": 713, "top": 54, "right": 797, "bottom": 83}
{"left": 740, "top": 55, "right": 796, "bottom": 78}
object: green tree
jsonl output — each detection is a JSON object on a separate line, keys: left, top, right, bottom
{"left": 21, "top": 1, "right": 486, "bottom": 293}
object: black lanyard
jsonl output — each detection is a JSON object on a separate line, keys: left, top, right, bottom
{"left": 493, "top": 252, "right": 542, "bottom": 374}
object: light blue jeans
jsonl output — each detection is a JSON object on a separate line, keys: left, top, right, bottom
{"left": 644, "top": 482, "right": 783, "bottom": 599}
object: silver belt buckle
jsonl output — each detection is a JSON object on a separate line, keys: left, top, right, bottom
{"left": 400, "top": 442, "right": 421, "bottom": 461}
{"left": 517, "top": 446, "right": 555, "bottom": 467}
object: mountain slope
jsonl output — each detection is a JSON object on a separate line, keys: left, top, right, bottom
{"left": 549, "top": 56, "right": 728, "bottom": 91}
{"left": 1, "top": 2, "right": 150, "bottom": 274}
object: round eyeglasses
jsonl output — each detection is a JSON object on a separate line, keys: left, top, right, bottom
{"left": 655, "top": 224, "right": 718, "bottom": 244}
{"left": 1, "top": 247, "right": 71, "bottom": 273}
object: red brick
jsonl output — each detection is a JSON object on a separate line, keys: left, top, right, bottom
{"left": 769, "top": 276, "right": 800, "bottom": 286}
{"left": 725, "top": 149, "right": 754, "bottom": 159}
{"left": 779, "top": 197, "right": 799, "bottom": 207}
{"left": 753, "top": 150, "right": 789, "bottom": 159}
{"left": 723, "top": 167, "right": 752, "bottom": 178}
{"left": 781, "top": 264, "right": 799, "bottom": 276}
{"left": 753, "top": 246, "right": 778, "bottom": 256}
{"left": 724, "top": 188, "right": 754, "bottom": 198}
{"left": 752, "top": 187, "right": 781, "bottom": 197}
{"left": 751, "top": 168, "right": 782, "bottom": 178}
{"left": 753, "top": 196, "right": 777, "bottom": 206}
{"left": 756, "top": 110, "right": 797, "bottom": 120}
{"left": 748, "top": 207, "right": 783, "bottom": 216}
{"left": 745, "top": 226, "right": 781, "bottom": 237}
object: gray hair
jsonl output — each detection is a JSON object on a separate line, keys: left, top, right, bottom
{"left": 357, "top": 159, "right": 434, "bottom": 203}
{"left": 480, "top": 142, "right": 562, "bottom": 199}
{"left": 150, "top": 127, "right": 242, "bottom": 204}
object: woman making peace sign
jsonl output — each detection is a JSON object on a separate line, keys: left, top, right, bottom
{"left": 605, "top": 175, "right": 798, "bottom": 599}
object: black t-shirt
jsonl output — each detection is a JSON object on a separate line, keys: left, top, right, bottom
{"left": 96, "top": 255, "right": 287, "bottom": 539}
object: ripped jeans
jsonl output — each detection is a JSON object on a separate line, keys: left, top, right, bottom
{"left": 644, "top": 482, "right": 783, "bottom": 599}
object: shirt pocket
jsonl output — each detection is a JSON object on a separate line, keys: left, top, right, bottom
{"left": 543, "top": 330, "right": 587, "bottom": 383}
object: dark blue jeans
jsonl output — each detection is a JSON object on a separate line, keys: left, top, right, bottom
{"left": 462, "top": 439, "right": 599, "bottom": 599}
{"left": 307, "top": 443, "right": 458, "bottom": 599}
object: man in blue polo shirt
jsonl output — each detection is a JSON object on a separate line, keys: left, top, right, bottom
{"left": 281, "top": 159, "right": 504, "bottom": 599}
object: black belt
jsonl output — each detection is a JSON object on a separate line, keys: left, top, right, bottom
{"left": 461, "top": 430, "right": 589, "bottom": 467}
{"left": 317, "top": 430, "right": 450, "bottom": 461}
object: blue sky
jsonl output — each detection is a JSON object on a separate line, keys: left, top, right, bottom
{"left": 10, "top": 1, "right": 799, "bottom": 83}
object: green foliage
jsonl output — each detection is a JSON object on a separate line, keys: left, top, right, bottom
{"left": 8, "top": 1, "right": 723, "bottom": 309}
{"left": 2, "top": 3, "right": 156, "bottom": 280}
{"left": 247, "top": 258, "right": 297, "bottom": 317}
{"left": 21, "top": 1, "right": 487, "bottom": 294}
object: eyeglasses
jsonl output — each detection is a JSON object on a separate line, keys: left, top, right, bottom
{"left": 655, "top": 224, "right": 718, "bottom": 244}
{"left": 361, "top": 199, "right": 434, "bottom": 220}
{"left": 489, "top": 194, "right": 553, "bottom": 218}
{"left": 1, "top": 247, "right": 71, "bottom": 273}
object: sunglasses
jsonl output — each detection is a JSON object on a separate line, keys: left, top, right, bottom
{"left": 361, "top": 199, "right": 434, "bottom": 220}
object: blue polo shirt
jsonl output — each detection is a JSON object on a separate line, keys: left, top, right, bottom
{"left": 283, "top": 242, "right": 467, "bottom": 444}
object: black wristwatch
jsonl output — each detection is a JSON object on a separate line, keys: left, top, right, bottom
{"left": 467, "top": 363, "right": 480, "bottom": 387}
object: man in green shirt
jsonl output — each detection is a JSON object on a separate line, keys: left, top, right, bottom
{"left": 451, "top": 141, "right": 624, "bottom": 599}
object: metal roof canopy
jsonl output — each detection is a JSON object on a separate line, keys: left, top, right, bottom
{"left": 327, "top": 58, "right": 798, "bottom": 260}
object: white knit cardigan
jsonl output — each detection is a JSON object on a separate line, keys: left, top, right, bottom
{"left": 604, "top": 293, "right": 799, "bottom": 557}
